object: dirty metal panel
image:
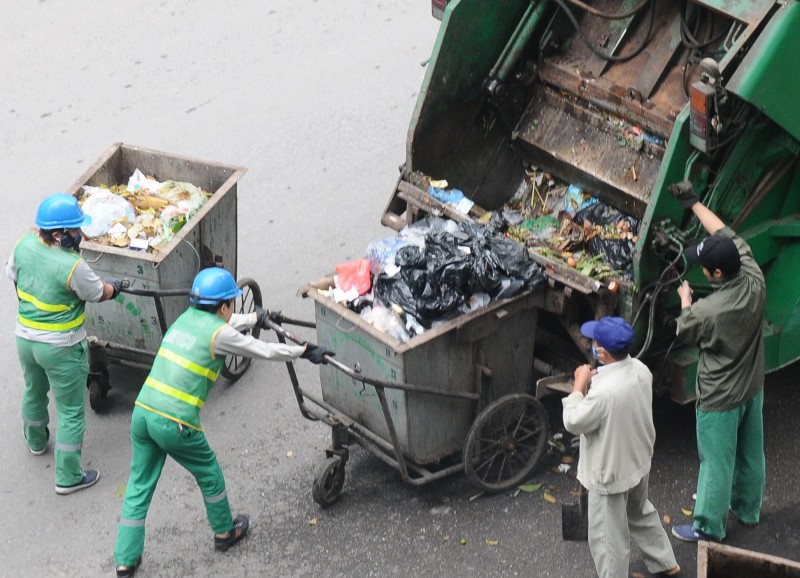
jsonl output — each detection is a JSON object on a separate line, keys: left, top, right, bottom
{"left": 588, "top": 0, "right": 641, "bottom": 78}
{"left": 542, "top": 0, "right": 688, "bottom": 137}
{"left": 514, "top": 86, "right": 663, "bottom": 218}
{"left": 538, "top": 59, "right": 680, "bottom": 138}
{"left": 690, "top": 0, "right": 774, "bottom": 26}
{"left": 633, "top": 4, "right": 683, "bottom": 101}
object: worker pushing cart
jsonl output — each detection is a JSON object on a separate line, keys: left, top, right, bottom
{"left": 113, "top": 266, "right": 332, "bottom": 577}
{"left": 8, "top": 193, "right": 122, "bottom": 495}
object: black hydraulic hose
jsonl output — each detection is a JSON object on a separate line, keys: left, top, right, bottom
{"left": 552, "top": 0, "right": 656, "bottom": 63}
{"left": 680, "top": 8, "right": 727, "bottom": 50}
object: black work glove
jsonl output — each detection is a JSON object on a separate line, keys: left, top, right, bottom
{"left": 105, "top": 278, "right": 123, "bottom": 299}
{"left": 668, "top": 179, "right": 699, "bottom": 209}
{"left": 255, "top": 305, "right": 283, "bottom": 328}
{"left": 301, "top": 342, "right": 334, "bottom": 365}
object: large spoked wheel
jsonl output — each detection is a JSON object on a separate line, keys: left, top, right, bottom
{"left": 463, "top": 393, "right": 549, "bottom": 492}
{"left": 312, "top": 455, "right": 346, "bottom": 508}
{"left": 221, "top": 277, "right": 262, "bottom": 382}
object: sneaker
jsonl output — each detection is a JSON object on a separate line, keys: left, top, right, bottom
{"left": 29, "top": 427, "right": 50, "bottom": 456}
{"left": 671, "top": 524, "right": 716, "bottom": 542}
{"left": 214, "top": 515, "right": 249, "bottom": 551}
{"left": 55, "top": 469, "right": 100, "bottom": 495}
{"left": 115, "top": 558, "right": 141, "bottom": 577}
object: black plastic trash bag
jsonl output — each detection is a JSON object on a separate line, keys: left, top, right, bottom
{"left": 374, "top": 217, "right": 547, "bottom": 326}
{"left": 575, "top": 201, "right": 639, "bottom": 279}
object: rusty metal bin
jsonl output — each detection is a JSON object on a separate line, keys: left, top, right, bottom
{"left": 698, "top": 541, "right": 800, "bottom": 578}
{"left": 63, "top": 143, "right": 254, "bottom": 408}
{"left": 306, "top": 277, "right": 542, "bottom": 464}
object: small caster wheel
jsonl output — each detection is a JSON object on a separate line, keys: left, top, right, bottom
{"left": 88, "top": 374, "right": 108, "bottom": 411}
{"left": 312, "top": 455, "right": 346, "bottom": 507}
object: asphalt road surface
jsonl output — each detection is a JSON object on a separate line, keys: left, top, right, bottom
{"left": 1, "top": 2, "right": 798, "bottom": 577}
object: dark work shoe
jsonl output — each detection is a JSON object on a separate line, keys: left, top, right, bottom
{"left": 671, "top": 524, "right": 717, "bottom": 542}
{"left": 29, "top": 426, "right": 50, "bottom": 456}
{"left": 214, "top": 515, "right": 249, "bottom": 551}
{"left": 55, "top": 469, "right": 100, "bottom": 495}
{"left": 115, "top": 558, "right": 141, "bottom": 577}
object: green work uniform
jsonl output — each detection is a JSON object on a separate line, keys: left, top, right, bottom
{"left": 676, "top": 226, "right": 766, "bottom": 540}
{"left": 114, "top": 307, "right": 232, "bottom": 567}
{"left": 13, "top": 234, "right": 91, "bottom": 487}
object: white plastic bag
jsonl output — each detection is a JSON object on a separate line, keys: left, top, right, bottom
{"left": 127, "top": 168, "right": 164, "bottom": 194}
{"left": 80, "top": 187, "right": 137, "bottom": 238}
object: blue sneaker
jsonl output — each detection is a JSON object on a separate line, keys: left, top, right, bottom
{"left": 55, "top": 469, "right": 100, "bottom": 495}
{"left": 671, "top": 524, "right": 716, "bottom": 542}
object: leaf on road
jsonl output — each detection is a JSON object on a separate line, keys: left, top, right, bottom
{"left": 287, "top": 451, "right": 294, "bottom": 458}
{"left": 485, "top": 539, "right": 499, "bottom": 546}
{"left": 561, "top": 455, "right": 574, "bottom": 464}
{"left": 543, "top": 491, "right": 557, "bottom": 504}
{"left": 663, "top": 514, "right": 671, "bottom": 524}
{"left": 308, "top": 518, "right": 318, "bottom": 526}
{"left": 681, "top": 507, "right": 693, "bottom": 516}
{"left": 518, "top": 483, "right": 542, "bottom": 493}
{"left": 460, "top": 537, "right": 467, "bottom": 545}
{"left": 116, "top": 484, "right": 127, "bottom": 497}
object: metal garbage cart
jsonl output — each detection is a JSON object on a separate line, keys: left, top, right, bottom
{"left": 65, "top": 143, "right": 261, "bottom": 410}
{"left": 271, "top": 275, "right": 551, "bottom": 507}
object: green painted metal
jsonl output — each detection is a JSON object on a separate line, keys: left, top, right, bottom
{"left": 727, "top": 2, "right": 800, "bottom": 141}
{"left": 492, "top": 1, "right": 551, "bottom": 82}
{"left": 692, "top": 0, "right": 771, "bottom": 25}
{"left": 407, "top": 0, "right": 529, "bottom": 175}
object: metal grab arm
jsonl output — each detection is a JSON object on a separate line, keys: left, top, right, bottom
{"left": 265, "top": 318, "right": 480, "bottom": 401}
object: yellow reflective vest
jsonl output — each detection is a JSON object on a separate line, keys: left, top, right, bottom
{"left": 136, "top": 307, "right": 227, "bottom": 431}
{"left": 13, "top": 234, "right": 86, "bottom": 332}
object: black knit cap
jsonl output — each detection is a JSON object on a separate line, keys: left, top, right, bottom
{"left": 686, "top": 234, "right": 741, "bottom": 276}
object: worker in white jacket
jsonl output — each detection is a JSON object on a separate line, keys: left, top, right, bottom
{"left": 562, "top": 316, "right": 679, "bottom": 578}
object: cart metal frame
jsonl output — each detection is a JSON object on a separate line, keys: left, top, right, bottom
{"left": 267, "top": 304, "right": 551, "bottom": 507}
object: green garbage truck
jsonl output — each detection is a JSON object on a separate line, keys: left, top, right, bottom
{"left": 381, "top": 0, "right": 800, "bottom": 403}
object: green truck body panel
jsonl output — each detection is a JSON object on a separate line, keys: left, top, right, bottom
{"left": 727, "top": 2, "right": 800, "bottom": 142}
{"left": 390, "top": 0, "right": 800, "bottom": 403}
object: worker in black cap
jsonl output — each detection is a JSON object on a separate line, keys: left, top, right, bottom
{"left": 668, "top": 180, "right": 766, "bottom": 543}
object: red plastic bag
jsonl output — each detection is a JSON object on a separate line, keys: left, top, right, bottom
{"left": 335, "top": 258, "right": 372, "bottom": 295}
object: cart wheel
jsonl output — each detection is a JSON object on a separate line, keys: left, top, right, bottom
{"left": 463, "top": 393, "right": 549, "bottom": 492}
{"left": 221, "top": 277, "right": 262, "bottom": 382}
{"left": 87, "top": 375, "right": 108, "bottom": 412}
{"left": 312, "top": 455, "right": 346, "bottom": 507}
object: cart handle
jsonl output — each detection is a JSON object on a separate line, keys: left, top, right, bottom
{"left": 120, "top": 287, "right": 190, "bottom": 297}
{"left": 265, "top": 318, "right": 479, "bottom": 401}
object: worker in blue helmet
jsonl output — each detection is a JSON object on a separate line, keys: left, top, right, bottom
{"left": 6, "top": 193, "right": 122, "bottom": 495}
{"left": 113, "top": 266, "right": 332, "bottom": 577}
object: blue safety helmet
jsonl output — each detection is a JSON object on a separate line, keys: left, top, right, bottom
{"left": 190, "top": 267, "right": 242, "bottom": 305}
{"left": 35, "top": 193, "right": 92, "bottom": 230}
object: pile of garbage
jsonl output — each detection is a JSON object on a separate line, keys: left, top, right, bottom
{"left": 412, "top": 170, "right": 640, "bottom": 280}
{"left": 77, "top": 169, "right": 211, "bottom": 253}
{"left": 324, "top": 217, "right": 547, "bottom": 342}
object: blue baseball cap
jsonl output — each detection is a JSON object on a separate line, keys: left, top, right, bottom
{"left": 580, "top": 316, "right": 634, "bottom": 353}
